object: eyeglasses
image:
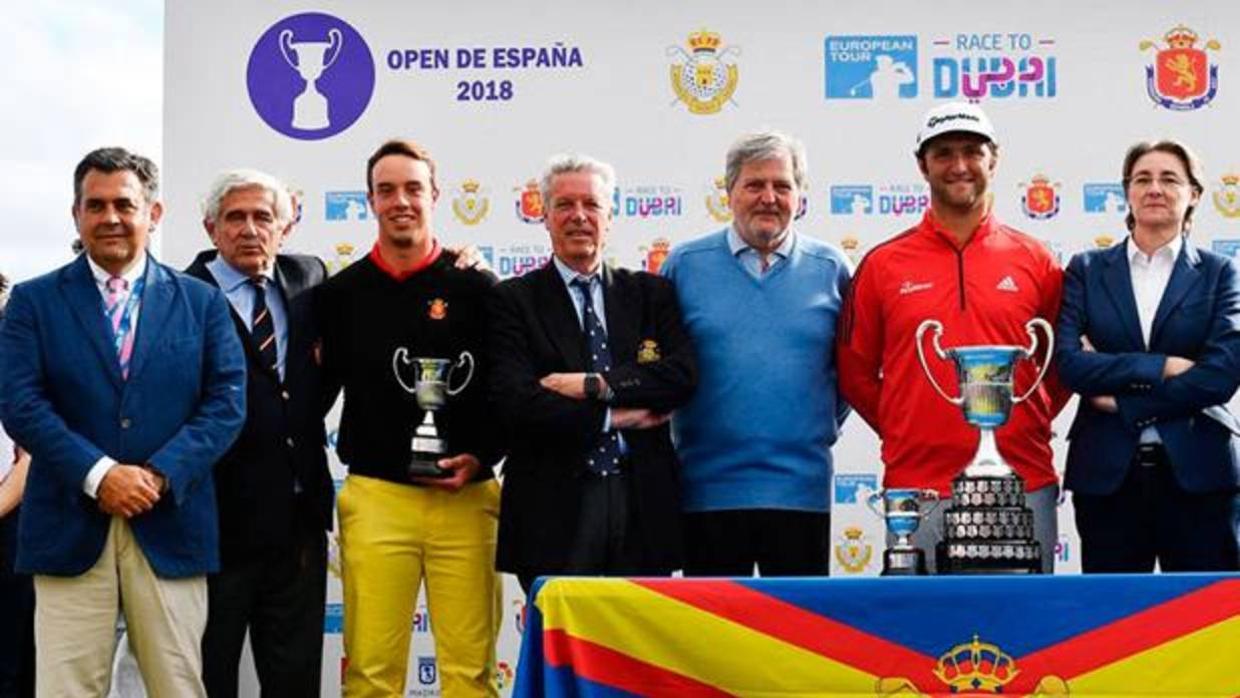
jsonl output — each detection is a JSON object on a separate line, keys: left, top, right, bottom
{"left": 1126, "top": 174, "right": 1189, "bottom": 190}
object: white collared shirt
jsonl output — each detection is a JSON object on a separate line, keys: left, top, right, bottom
{"left": 1127, "top": 234, "right": 1183, "bottom": 445}
{"left": 82, "top": 252, "right": 148, "bottom": 498}
{"left": 1128, "top": 234, "right": 1183, "bottom": 349}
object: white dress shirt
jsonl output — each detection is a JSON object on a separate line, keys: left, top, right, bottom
{"left": 82, "top": 253, "right": 148, "bottom": 498}
{"left": 1127, "top": 234, "right": 1183, "bottom": 445}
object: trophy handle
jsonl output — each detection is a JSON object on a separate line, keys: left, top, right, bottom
{"left": 278, "top": 29, "right": 298, "bottom": 69}
{"left": 446, "top": 351, "right": 475, "bottom": 396}
{"left": 322, "top": 28, "right": 344, "bottom": 70}
{"left": 864, "top": 490, "right": 885, "bottom": 519}
{"left": 391, "top": 347, "right": 418, "bottom": 394}
{"left": 915, "top": 320, "right": 964, "bottom": 406}
{"left": 1012, "top": 318, "right": 1054, "bottom": 404}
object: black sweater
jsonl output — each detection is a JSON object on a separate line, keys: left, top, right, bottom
{"left": 316, "top": 250, "right": 501, "bottom": 485}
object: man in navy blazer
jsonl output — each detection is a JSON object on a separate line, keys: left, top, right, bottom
{"left": 1056, "top": 139, "right": 1240, "bottom": 572}
{"left": 0, "top": 147, "right": 246, "bottom": 696}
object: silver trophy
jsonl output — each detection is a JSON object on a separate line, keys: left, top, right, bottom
{"left": 392, "top": 349, "right": 475, "bottom": 479}
{"left": 866, "top": 488, "right": 941, "bottom": 575}
{"left": 915, "top": 318, "right": 1053, "bottom": 477}
{"left": 915, "top": 318, "right": 1053, "bottom": 574}
{"left": 279, "top": 27, "right": 342, "bottom": 130}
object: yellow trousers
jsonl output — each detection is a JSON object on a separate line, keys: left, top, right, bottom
{"left": 338, "top": 474, "right": 501, "bottom": 698}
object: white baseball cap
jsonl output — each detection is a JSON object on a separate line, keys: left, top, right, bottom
{"left": 915, "top": 102, "right": 996, "bottom": 154}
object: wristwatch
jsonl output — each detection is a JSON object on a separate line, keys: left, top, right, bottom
{"left": 583, "top": 373, "right": 613, "bottom": 402}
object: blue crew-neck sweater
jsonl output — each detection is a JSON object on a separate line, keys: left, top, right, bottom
{"left": 661, "top": 229, "right": 851, "bottom": 512}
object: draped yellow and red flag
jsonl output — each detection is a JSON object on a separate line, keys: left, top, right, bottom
{"left": 514, "top": 574, "right": 1240, "bottom": 697}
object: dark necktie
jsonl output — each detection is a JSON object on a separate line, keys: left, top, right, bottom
{"left": 249, "top": 277, "right": 278, "bottom": 374}
{"left": 570, "top": 276, "right": 621, "bottom": 475}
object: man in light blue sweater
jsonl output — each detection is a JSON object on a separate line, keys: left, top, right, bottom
{"left": 661, "top": 131, "right": 851, "bottom": 576}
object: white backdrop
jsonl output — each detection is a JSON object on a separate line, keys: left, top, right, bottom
{"left": 163, "top": 1, "right": 1240, "bottom": 695}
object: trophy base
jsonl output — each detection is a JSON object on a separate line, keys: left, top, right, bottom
{"left": 407, "top": 455, "right": 451, "bottom": 480}
{"left": 881, "top": 548, "right": 927, "bottom": 576}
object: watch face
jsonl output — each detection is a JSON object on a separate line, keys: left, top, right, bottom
{"left": 584, "top": 374, "right": 600, "bottom": 399}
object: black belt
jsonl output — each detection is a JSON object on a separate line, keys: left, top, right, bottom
{"left": 1133, "top": 443, "right": 1169, "bottom": 468}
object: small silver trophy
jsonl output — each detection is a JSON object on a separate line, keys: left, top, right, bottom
{"left": 866, "top": 488, "right": 941, "bottom": 575}
{"left": 392, "top": 349, "right": 474, "bottom": 479}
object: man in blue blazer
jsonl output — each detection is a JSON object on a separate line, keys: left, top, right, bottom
{"left": 1056, "top": 139, "right": 1240, "bottom": 572}
{"left": 0, "top": 147, "right": 246, "bottom": 696}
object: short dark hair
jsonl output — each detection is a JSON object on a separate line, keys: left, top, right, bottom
{"left": 73, "top": 147, "right": 160, "bottom": 207}
{"left": 366, "top": 139, "right": 438, "bottom": 195}
{"left": 1121, "top": 139, "right": 1204, "bottom": 232}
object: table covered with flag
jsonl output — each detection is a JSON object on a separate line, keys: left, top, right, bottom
{"left": 513, "top": 574, "right": 1239, "bottom": 697}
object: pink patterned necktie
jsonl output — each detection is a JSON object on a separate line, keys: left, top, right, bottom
{"left": 104, "top": 276, "right": 137, "bottom": 378}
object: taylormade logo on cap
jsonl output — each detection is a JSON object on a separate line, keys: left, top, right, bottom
{"left": 915, "top": 102, "right": 996, "bottom": 154}
{"left": 927, "top": 112, "right": 981, "bottom": 128}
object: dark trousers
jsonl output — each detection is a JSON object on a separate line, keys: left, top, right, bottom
{"left": 682, "top": 509, "right": 831, "bottom": 577}
{"left": 202, "top": 522, "right": 328, "bottom": 698}
{"left": 518, "top": 472, "right": 669, "bottom": 596}
{"left": 1075, "top": 444, "right": 1240, "bottom": 573}
{"left": 0, "top": 509, "right": 35, "bottom": 698}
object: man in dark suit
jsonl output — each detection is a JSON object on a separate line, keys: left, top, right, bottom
{"left": 1057, "top": 139, "right": 1240, "bottom": 572}
{"left": 0, "top": 147, "right": 246, "bottom": 696}
{"left": 490, "top": 154, "right": 697, "bottom": 594}
{"left": 184, "top": 169, "right": 335, "bottom": 697}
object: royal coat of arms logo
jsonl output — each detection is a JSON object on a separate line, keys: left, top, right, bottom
{"left": 1020, "top": 174, "right": 1061, "bottom": 220}
{"left": 1141, "top": 25, "right": 1221, "bottom": 110}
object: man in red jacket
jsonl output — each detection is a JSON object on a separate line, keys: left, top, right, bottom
{"left": 836, "top": 102, "right": 1069, "bottom": 573}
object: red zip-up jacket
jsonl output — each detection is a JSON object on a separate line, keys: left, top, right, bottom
{"left": 837, "top": 210, "right": 1069, "bottom": 494}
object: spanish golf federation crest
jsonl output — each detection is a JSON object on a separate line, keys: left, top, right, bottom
{"left": 833, "top": 526, "right": 873, "bottom": 574}
{"left": 637, "top": 339, "right": 661, "bottom": 364}
{"left": 451, "top": 179, "right": 490, "bottom": 226}
{"left": 427, "top": 298, "right": 448, "bottom": 320}
{"left": 840, "top": 234, "right": 864, "bottom": 266}
{"left": 668, "top": 29, "right": 740, "bottom": 115}
{"left": 326, "top": 242, "right": 356, "bottom": 275}
{"left": 705, "top": 176, "right": 732, "bottom": 223}
{"left": 1212, "top": 173, "right": 1240, "bottom": 218}
{"left": 1141, "top": 25, "right": 1221, "bottom": 111}
{"left": 1019, "top": 174, "right": 1061, "bottom": 220}
{"left": 514, "top": 180, "right": 545, "bottom": 224}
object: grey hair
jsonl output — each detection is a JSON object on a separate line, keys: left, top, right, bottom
{"left": 200, "top": 169, "right": 294, "bottom": 225}
{"left": 724, "top": 131, "right": 808, "bottom": 193}
{"left": 539, "top": 154, "right": 616, "bottom": 206}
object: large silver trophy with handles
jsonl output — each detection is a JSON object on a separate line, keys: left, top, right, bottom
{"left": 393, "top": 349, "right": 474, "bottom": 479}
{"left": 914, "top": 318, "right": 1052, "bottom": 574}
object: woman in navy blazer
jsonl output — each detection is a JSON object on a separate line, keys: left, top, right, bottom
{"left": 1056, "top": 140, "right": 1240, "bottom": 572}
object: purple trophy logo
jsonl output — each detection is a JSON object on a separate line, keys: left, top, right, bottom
{"left": 246, "top": 13, "right": 374, "bottom": 140}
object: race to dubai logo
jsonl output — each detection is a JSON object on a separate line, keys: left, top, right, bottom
{"left": 668, "top": 29, "right": 740, "bottom": 115}
{"left": 451, "top": 179, "right": 490, "bottom": 226}
{"left": 1212, "top": 173, "right": 1240, "bottom": 218}
{"left": 1140, "top": 25, "right": 1220, "bottom": 111}
{"left": 705, "top": 176, "right": 732, "bottom": 222}
{"left": 1019, "top": 173, "right": 1061, "bottom": 220}
{"left": 247, "top": 13, "right": 375, "bottom": 140}
{"left": 514, "top": 180, "right": 545, "bottom": 224}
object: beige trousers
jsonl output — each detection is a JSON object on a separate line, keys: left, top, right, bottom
{"left": 34, "top": 516, "right": 207, "bottom": 698}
